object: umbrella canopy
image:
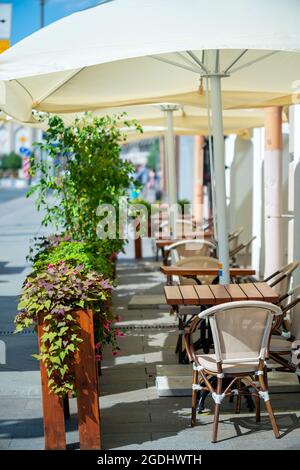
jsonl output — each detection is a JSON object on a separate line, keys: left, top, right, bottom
{"left": 0, "top": 0, "right": 299, "bottom": 121}
{"left": 1, "top": 0, "right": 299, "bottom": 282}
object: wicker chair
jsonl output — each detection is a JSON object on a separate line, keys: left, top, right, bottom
{"left": 264, "top": 261, "right": 300, "bottom": 298}
{"left": 268, "top": 285, "right": 300, "bottom": 379}
{"left": 228, "top": 227, "right": 244, "bottom": 252}
{"left": 166, "top": 239, "right": 216, "bottom": 264}
{"left": 185, "top": 301, "right": 282, "bottom": 443}
{"left": 230, "top": 236, "right": 256, "bottom": 267}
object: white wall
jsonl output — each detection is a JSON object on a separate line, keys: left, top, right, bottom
{"left": 229, "top": 135, "right": 253, "bottom": 242}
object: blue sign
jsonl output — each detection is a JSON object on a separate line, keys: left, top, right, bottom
{"left": 19, "top": 147, "right": 32, "bottom": 157}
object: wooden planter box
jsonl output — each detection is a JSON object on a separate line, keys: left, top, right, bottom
{"left": 134, "top": 218, "right": 152, "bottom": 259}
{"left": 37, "top": 309, "right": 101, "bottom": 450}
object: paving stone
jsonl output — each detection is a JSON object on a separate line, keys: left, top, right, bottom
{"left": 0, "top": 438, "right": 12, "bottom": 450}
{"left": 102, "top": 433, "right": 152, "bottom": 450}
{"left": 128, "top": 295, "right": 166, "bottom": 310}
{"left": 0, "top": 371, "right": 41, "bottom": 397}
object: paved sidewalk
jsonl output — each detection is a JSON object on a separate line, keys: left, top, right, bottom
{"left": 0, "top": 194, "right": 300, "bottom": 450}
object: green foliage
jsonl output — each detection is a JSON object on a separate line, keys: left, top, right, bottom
{"left": 27, "top": 114, "right": 142, "bottom": 244}
{"left": 1, "top": 152, "right": 22, "bottom": 170}
{"left": 178, "top": 198, "right": 191, "bottom": 212}
{"left": 146, "top": 138, "right": 160, "bottom": 170}
{"left": 15, "top": 261, "right": 115, "bottom": 396}
{"left": 33, "top": 240, "right": 114, "bottom": 280}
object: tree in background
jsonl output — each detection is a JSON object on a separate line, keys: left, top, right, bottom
{"left": 1, "top": 152, "right": 22, "bottom": 171}
{"left": 146, "top": 138, "right": 160, "bottom": 170}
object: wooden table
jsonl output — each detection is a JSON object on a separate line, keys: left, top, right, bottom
{"left": 163, "top": 282, "right": 279, "bottom": 363}
{"left": 161, "top": 266, "right": 256, "bottom": 284}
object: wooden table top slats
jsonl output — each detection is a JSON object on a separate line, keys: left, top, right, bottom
{"left": 164, "top": 282, "right": 279, "bottom": 306}
{"left": 238, "top": 283, "right": 263, "bottom": 301}
{"left": 193, "top": 285, "right": 216, "bottom": 304}
{"left": 252, "top": 282, "right": 279, "bottom": 302}
{"left": 160, "top": 266, "right": 255, "bottom": 277}
{"left": 209, "top": 285, "right": 231, "bottom": 303}
{"left": 164, "top": 286, "right": 184, "bottom": 305}
{"left": 178, "top": 286, "right": 201, "bottom": 305}
{"left": 224, "top": 284, "right": 247, "bottom": 301}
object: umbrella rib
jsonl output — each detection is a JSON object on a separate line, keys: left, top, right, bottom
{"left": 229, "top": 50, "right": 279, "bottom": 74}
{"left": 34, "top": 67, "right": 85, "bottom": 106}
{"left": 150, "top": 55, "right": 200, "bottom": 74}
{"left": 223, "top": 49, "right": 248, "bottom": 74}
{"left": 176, "top": 51, "right": 202, "bottom": 69}
{"left": 14, "top": 79, "right": 34, "bottom": 102}
{"left": 186, "top": 51, "right": 210, "bottom": 75}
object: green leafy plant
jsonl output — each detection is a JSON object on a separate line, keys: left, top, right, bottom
{"left": 32, "top": 240, "right": 114, "bottom": 280}
{"left": 28, "top": 114, "right": 142, "bottom": 245}
{"left": 178, "top": 198, "right": 191, "bottom": 213}
{"left": 15, "top": 261, "right": 116, "bottom": 396}
{"left": 1, "top": 152, "right": 22, "bottom": 170}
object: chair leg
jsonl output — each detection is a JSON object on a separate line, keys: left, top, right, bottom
{"left": 235, "top": 379, "right": 241, "bottom": 414}
{"left": 211, "top": 404, "right": 221, "bottom": 443}
{"left": 211, "top": 376, "right": 222, "bottom": 443}
{"left": 191, "top": 369, "right": 198, "bottom": 427}
{"left": 255, "top": 395, "right": 260, "bottom": 422}
{"left": 258, "top": 375, "right": 280, "bottom": 439}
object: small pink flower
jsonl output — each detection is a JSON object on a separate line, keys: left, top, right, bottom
{"left": 47, "top": 263, "right": 54, "bottom": 270}
{"left": 95, "top": 342, "right": 101, "bottom": 349}
{"left": 112, "top": 351, "right": 119, "bottom": 357}
{"left": 103, "top": 321, "right": 111, "bottom": 330}
{"left": 95, "top": 354, "right": 103, "bottom": 362}
{"left": 116, "top": 330, "right": 125, "bottom": 337}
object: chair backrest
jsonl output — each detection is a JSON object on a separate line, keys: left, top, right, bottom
{"left": 160, "top": 218, "right": 195, "bottom": 237}
{"left": 270, "top": 261, "right": 300, "bottom": 297}
{"left": 199, "top": 301, "right": 282, "bottom": 364}
{"left": 168, "top": 239, "right": 216, "bottom": 262}
{"left": 175, "top": 255, "right": 220, "bottom": 285}
{"left": 228, "top": 227, "right": 243, "bottom": 251}
{"left": 287, "top": 285, "right": 300, "bottom": 340}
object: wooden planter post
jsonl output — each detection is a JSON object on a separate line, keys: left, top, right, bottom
{"left": 37, "top": 316, "right": 66, "bottom": 450}
{"left": 37, "top": 309, "right": 101, "bottom": 450}
{"left": 74, "top": 309, "right": 101, "bottom": 450}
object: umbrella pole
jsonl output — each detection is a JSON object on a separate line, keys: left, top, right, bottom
{"left": 209, "top": 68, "right": 230, "bottom": 284}
{"left": 162, "top": 104, "right": 179, "bottom": 235}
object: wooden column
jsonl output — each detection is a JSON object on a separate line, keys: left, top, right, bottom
{"left": 37, "top": 316, "right": 66, "bottom": 450}
{"left": 74, "top": 309, "right": 101, "bottom": 450}
{"left": 264, "top": 106, "right": 283, "bottom": 276}
{"left": 193, "top": 136, "right": 204, "bottom": 224}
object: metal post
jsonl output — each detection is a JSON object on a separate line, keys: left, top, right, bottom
{"left": 208, "top": 51, "right": 230, "bottom": 283}
{"left": 161, "top": 104, "right": 178, "bottom": 207}
{"left": 161, "top": 105, "right": 179, "bottom": 237}
{"left": 40, "top": 0, "right": 45, "bottom": 29}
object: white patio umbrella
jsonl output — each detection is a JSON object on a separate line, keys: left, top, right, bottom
{"left": 1, "top": 0, "right": 300, "bottom": 282}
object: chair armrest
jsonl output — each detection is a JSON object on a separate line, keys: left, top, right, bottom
{"left": 184, "top": 316, "right": 201, "bottom": 362}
